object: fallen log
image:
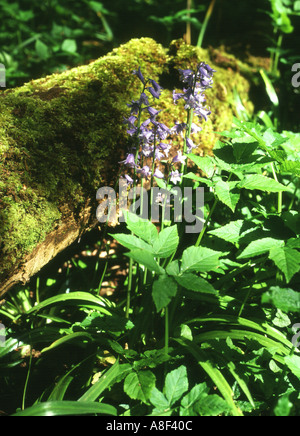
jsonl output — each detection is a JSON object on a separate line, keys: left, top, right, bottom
{"left": 0, "top": 37, "right": 255, "bottom": 297}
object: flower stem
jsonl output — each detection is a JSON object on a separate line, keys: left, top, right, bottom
{"left": 164, "top": 306, "right": 169, "bottom": 355}
{"left": 197, "top": 0, "right": 217, "bottom": 48}
{"left": 195, "top": 196, "right": 218, "bottom": 247}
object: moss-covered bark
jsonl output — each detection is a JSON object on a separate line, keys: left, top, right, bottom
{"left": 0, "top": 37, "right": 254, "bottom": 297}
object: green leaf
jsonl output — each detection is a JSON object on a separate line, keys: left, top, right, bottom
{"left": 280, "top": 160, "right": 300, "bottom": 176}
{"left": 111, "top": 233, "right": 153, "bottom": 252}
{"left": 152, "top": 275, "right": 178, "bottom": 312}
{"left": 12, "top": 401, "right": 117, "bottom": 416}
{"left": 180, "top": 383, "right": 209, "bottom": 416}
{"left": 26, "top": 292, "right": 112, "bottom": 316}
{"left": 285, "top": 356, "right": 300, "bottom": 380}
{"left": 79, "top": 361, "right": 131, "bottom": 402}
{"left": 269, "top": 246, "right": 300, "bottom": 282}
{"left": 214, "top": 180, "right": 240, "bottom": 212}
{"left": 259, "top": 69, "right": 279, "bottom": 107}
{"left": 124, "top": 211, "right": 158, "bottom": 245}
{"left": 126, "top": 249, "right": 165, "bottom": 275}
{"left": 208, "top": 220, "right": 245, "bottom": 244}
{"left": 88, "top": 1, "right": 107, "bottom": 13}
{"left": 287, "top": 238, "right": 300, "bottom": 249}
{"left": 187, "top": 154, "right": 215, "bottom": 178}
{"left": 274, "top": 394, "right": 293, "bottom": 417}
{"left": 166, "top": 260, "right": 180, "bottom": 276}
{"left": 238, "top": 237, "right": 285, "bottom": 259}
{"left": 41, "top": 332, "right": 94, "bottom": 353}
{"left": 124, "top": 370, "right": 156, "bottom": 404}
{"left": 196, "top": 394, "right": 230, "bottom": 416}
{"left": 149, "top": 388, "right": 170, "bottom": 412}
{"left": 183, "top": 172, "right": 213, "bottom": 187}
{"left": 238, "top": 175, "right": 288, "bottom": 192}
{"left": 262, "top": 286, "right": 300, "bottom": 313}
{"left": 232, "top": 139, "right": 258, "bottom": 162}
{"left": 175, "top": 274, "right": 217, "bottom": 295}
{"left": 35, "top": 39, "right": 49, "bottom": 59}
{"left": 152, "top": 225, "right": 179, "bottom": 258}
{"left": 61, "top": 38, "right": 77, "bottom": 54}
{"left": 181, "top": 246, "right": 221, "bottom": 274}
{"left": 164, "top": 365, "right": 189, "bottom": 406}
{"left": 174, "top": 339, "right": 243, "bottom": 416}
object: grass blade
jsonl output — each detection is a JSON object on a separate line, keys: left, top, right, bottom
{"left": 12, "top": 401, "right": 117, "bottom": 416}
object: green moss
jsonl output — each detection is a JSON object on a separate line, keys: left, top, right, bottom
{"left": 0, "top": 37, "right": 255, "bottom": 283}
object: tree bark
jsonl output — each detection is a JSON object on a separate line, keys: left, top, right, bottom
{"left": 0, "top": 37, "right": 255, "bottom": 298}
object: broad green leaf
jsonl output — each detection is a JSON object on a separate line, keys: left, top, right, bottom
{"left": 164, "top": 365, "right": 189, "bottom": 406}
{"left": 262, "top": 128, "right": 288, "bottom": 149}
{"left": 274, "top": 394, "right": 293, "bottom": 417}
{"left": 111, "top": 233, "right": 153, "bottom": 252}
{"left": 133, "top": 349, "right": 170, "bottom": 370}
{"left": 272, "top": 309, "right": 291, "bottom": 328}
{"left": 124, "top": 211, "right": 158, "bottom": 245}
{"left": 149, "top": 388, "right": 170, "bottom": 411}
{"left": 262, "top": 286, "right": 300, "bottom": 313}
{"left": 180, "top": 383, "right": 209, "bottom": 416}
{"left": 12, "top": 401, "right": 117, "bottom": 416}
{"left": 152, "top": 275, "right": 178, "bottom": 312}
{"left": 232, "top": 140, "right": 257, "bottom": 162}
{"left": 269, "top": 246, "right": 300, "bottom": 282}
{"left": 238, "top": 174, "right": 288, "bottom": 192}
{"left": 166, "top": 260, "right": 180, "bottom": 276}
{"left": 280, "top": 160, "right": 300, "bottom": 176}
{"left": 183, "top": 172, "right": 213, "bottom": 187}
{"left": 196, "top": 394, "right": 230, "bottom": 416}
{"left": 187, "top": 154, "right": 215, "bottom": 178}
{"left": 175, "top": 274, "right": 217, "bottom": 294}
{"left": 208, "top": 220, "right": 245, "bottom": 244}
{"left": 152, "top": 225, "right": 179, "bottom": 258}
{"left": 181, "top": 246, "right": 221, "bottom": 274}
{"left": 284, "top": 355, "right": 300, "bottom": 379}
{"left": 35, "top": 39, "right": 49, "bottom": 59}
{"left": 61, "top": 38, "right": 77, "bottom": 54}
{"left": 124, "top": 370, "right": 156, "bottom": 404}
{"left": 287, "top": 238, "right": 300, "bottom": 249}
{"left": 126, "top": 249, "right": 165, "bottom": 275}
{"left": 238, "top": 237, "right": 284, "bottom": 259}
{"left": 214, "top": 180, "right": 240, "bottom": 212}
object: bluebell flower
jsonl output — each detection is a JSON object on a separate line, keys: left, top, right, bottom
{"left": 137, "top": 165, "right": 152, "bottom": 180}
{"left": 170, "top": 170, "right": 183, "bottom": 185}
{"left": 120, "top": 153, "right": 139, "bottom": 168}
{"left": 133, "top": 66, "right": 146, "bottom": 85}
{"left": 172, "top": 151, "right": 187, "bottom": 165}
{"left": 153, "top": 168, "right": 165, "bottom": 179}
